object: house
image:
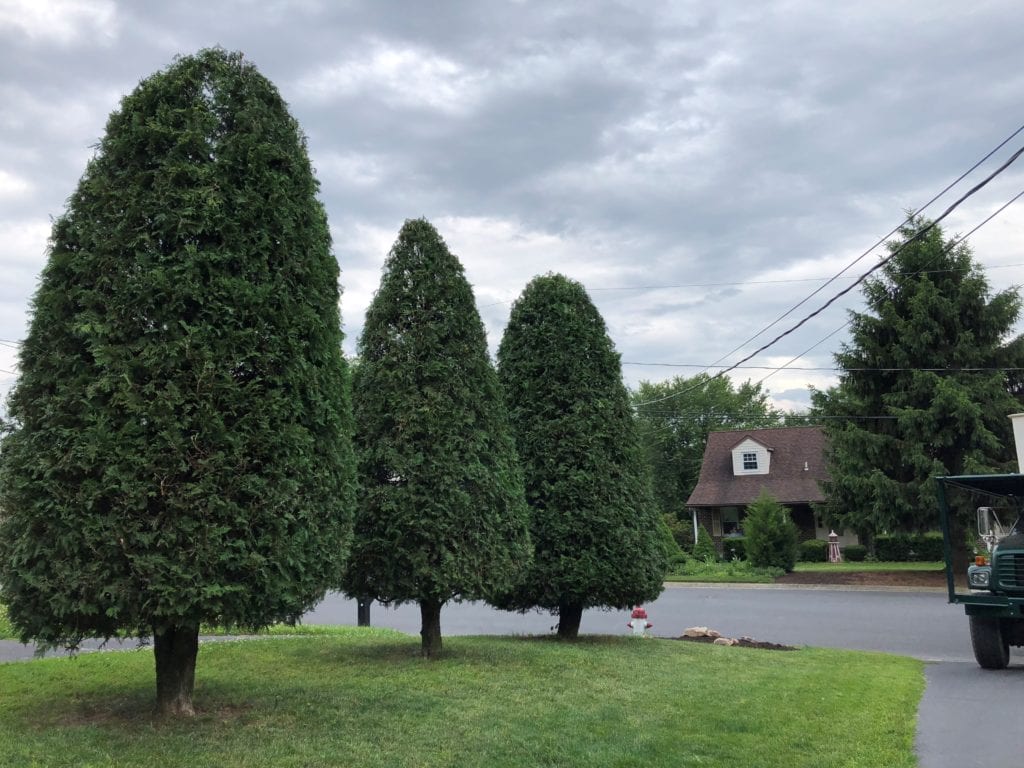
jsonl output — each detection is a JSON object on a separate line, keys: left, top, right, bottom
{"left": 685, "top": 425, "right": 857, "bottom": 550}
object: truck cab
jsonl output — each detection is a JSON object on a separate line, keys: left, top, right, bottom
{"left": 935, "top": 474, "right": 1024, "bottom": 669}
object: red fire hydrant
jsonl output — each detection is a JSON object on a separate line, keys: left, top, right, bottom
{"left": 627, "top": 605, "right": 653, "bottom": 637}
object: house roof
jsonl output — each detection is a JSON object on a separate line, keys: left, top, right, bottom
{"left": 685, "top": 426, "right": 828, "bottom": 508}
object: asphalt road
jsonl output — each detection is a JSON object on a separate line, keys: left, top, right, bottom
{"left": 3, "top": 584, "right": 1019, "bottom": 767}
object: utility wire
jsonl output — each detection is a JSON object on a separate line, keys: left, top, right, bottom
{"left": 717, "top": 147, "right": 1024, "bottom": 375}
{"left": 696, "top": 123, "right": 1024, "bottom": 375}
{"left": 752, "top": 186, "right": 1024, "bottom": 387}
{"left": 633, "top": 142, "right": 1024, "bottom": 409}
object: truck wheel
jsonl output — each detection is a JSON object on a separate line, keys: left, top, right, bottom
{"left": 969, "top": 615, "right": 1010, "bottom": 669}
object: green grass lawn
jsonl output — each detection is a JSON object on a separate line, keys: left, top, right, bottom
{"left": 0, "top": 627, "right": 923, "bottom": 768}
{"left": 793, "top": 561, "right": 944, "bottom": 573}
{"left": 0, "top": 604, "right": 12, "bottom": 641}
{"left": 665, "top": 559, "right": 783, "bottom": 583}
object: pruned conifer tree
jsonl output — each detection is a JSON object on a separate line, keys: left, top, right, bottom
{"left": 0, "top": 49, "right": 356, "bottom": 716}
{"left": 495, "top": 274, "right": 667, "bottom": 639}
{"left": 343, "top": 218, "right": 531, "bottom": 657}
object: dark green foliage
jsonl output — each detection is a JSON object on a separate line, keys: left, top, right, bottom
{"left": 692, "top": 524, "right": 719, "bottom": 562}
{"left": 721, "top": 537, "right": 746, "bottom": 561}
{"left": 744, "top": 491, "right": 799, "bottom": 572}
{"left": 494, "top": 274, "right": 667, "bottom": 619}
{"left": 798, "top": 539, "right": 829, "bottom": 562}
{"left": 663, "top": 512, "right": 695, "bottom": 551}
{"left": 343, "top": 219, "right": 531, "bottom": 628}
{"left": 0, "top": 49, "right": 356, "bottom": 648}
{"left": 874, "top": 533, "right": 944, "bottom": 562}
{"left": 633, "top": 374, "right": 782, "bottom": 519}
{"left": 658, "top": 516, "right": 685, "bottom": 562}
{"left": 843, "top": 544, "right": 868, "bottom": 562}
{"left": 813, "top": 217, "right": 1022, "bottom": 552}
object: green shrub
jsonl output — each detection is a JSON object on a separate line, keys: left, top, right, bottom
{"left": 744, "top": 491, "right": 799, "bottom": 572}
{"left": 875, "top": 532, "right": 944, "bottom": 561}
{"left": 721, "top": 537, "right": 746, "bottom": 561}
{"left": 843, "top": 544, "right": 867, "bottom": 562}
{"left": 875, "top": 534, "right": 913, "bottom": 561}
{"left": 799, "top": 539, "right": 828, "bottom": 562}
{"left": 658, "top": 517, "right": 685, "bottom": 564}
{"left": 663, "top": 513, "right": 694, "bottom": 551}
{"left": 692, "top": 524, "right": 718, "bottom": 562}
{"left": 916, "top": 532, "right": 944, "bottom": 561}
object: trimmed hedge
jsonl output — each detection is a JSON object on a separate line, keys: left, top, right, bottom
{"left": 875, "top": 532, "right": 944, "bottom": 562}
{"left": 798, "top": 539, "right": 829, "bottom": 562}
{"left": 721, "top": 537, "right": 746, "bottom": 561}
{"left": 843, "top": 544, "right": 867, "bottom": 562}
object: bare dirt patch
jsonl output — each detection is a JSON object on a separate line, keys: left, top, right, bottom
{"left": 775, "top": 570, "right": 948, "bottom": 588}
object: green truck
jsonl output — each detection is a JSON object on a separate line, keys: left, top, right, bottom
{"left": 936, "top": 473, "right": 1024, "bottom": 669}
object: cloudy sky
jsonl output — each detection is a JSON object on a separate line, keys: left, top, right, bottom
{"left": 3, "top": 0, "right": 1024, "bottom": 412}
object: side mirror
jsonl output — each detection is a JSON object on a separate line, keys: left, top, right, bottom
{"left": 977, "top": 507, "right": 1005, "bottom": 543}
{"left": 978, "top": 507, "right": 994, "bottom": 537}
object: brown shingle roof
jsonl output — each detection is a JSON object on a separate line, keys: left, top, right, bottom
{"left": 685, "top": 426, "right": 828, "bottom": 507}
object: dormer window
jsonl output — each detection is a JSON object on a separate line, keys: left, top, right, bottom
{"left": 732, "top": 437, "right": 770, "bottom": 475}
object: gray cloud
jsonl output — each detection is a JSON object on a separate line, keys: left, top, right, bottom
{"left": 2, "top": 0, "right": 1023, "bottom": 413}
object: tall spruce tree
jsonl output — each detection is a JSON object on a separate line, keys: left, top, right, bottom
{"left": 0, "top": 49, "right": 356, "bottom": 716}
{"left": 495, "top": 274, "right": 667, "bottom": 638}
{"left": 343, "top": 218, "right": 531, "bottom": 657}
{"left": 813, "top": 216, "right": 1022, "bottom": 567}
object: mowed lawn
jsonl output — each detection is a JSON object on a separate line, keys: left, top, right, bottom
{"left": 0, "top": 628, "right": 922, "bottom": 768}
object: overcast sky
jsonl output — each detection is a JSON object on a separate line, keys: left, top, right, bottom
{"left": 3, "top": 0, "right": 1024, "bottom": 413}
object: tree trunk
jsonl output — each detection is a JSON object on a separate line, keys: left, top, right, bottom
{"left": 419, "top": 599, "right": 442, "bottom": 657}
{"left": 557, "top": 601, "right": 583, "bottom": 640}
{"left": 153, "top": 624, "right": 199, "bottom": 717}
{"left": 357, "top": 597, "right": 372, "bottom": 627}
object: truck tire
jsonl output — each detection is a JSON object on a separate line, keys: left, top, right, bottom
{"left": 969, "top": 615, "right": 1010, "bottom": 669}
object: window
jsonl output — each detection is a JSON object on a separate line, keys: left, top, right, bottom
{"left": 722, "top": 507, "right": 742, "bottom": 536}
{"left": 742, "top": 452, "right": 758, "bottom": 470}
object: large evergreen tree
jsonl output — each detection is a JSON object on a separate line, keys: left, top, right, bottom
{"left": 495, "top": 274, "right": 667, "bottom": 639}
{"left": 343, "top": 218, "right": 531, "bottom": 657}
{"left": 813, "top": 216, "right": 1022, "bottom": 566}
{"left": 0, "top": 49, "right": 356, "bottom": 716}
{"left": 632, "top": 374, "right": 783, "bottom": 522}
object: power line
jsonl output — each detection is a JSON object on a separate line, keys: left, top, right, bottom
{"left": 722, "top": 149, "right": 1024, "bottom": 371}
{"left": 626, "top": 363, "right": 1024, "bottom": 372}
{"left": 694, "top": 123, "right": 1024, "bottom": 374}
{"left": 633, "top": 142, "right": 1024, "bottom": 409}
{"left": 752, "top": 186, "right": 1024, "bottom": 387}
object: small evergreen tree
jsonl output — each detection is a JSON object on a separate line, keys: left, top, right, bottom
{"left": 692, "top": 524, "right": 718, "bottom": 562}
{"left": 0, "top": 49, "right": 356, "bottom": 715}
{"left": 495, "top": 274, "right": 666, "bottom": 638}
{"left": 744, "top": 491, "right": 799, "bottom": 572}
{"left": 343, "top": 219, "right": 531, "bottom": 657}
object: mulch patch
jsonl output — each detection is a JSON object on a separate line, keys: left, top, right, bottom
{"left": 774, "top": 570, "right": 948, "bottom": 588}
{"left": 675, "top": 635, "right": 797, "bottom": 651}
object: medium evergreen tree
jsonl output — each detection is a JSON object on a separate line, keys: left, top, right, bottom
{"left": 813, "top": 216, "right": 1021, "bottom": 568}
{"left": 0, "top": 49, "right": 356, "bottom": 716}
{"left": 495, "top": 274, "right": 667, "bottom": 639}
{"left": 743, "top": 491, "right": 799, "bottom": 572}
{"left": 343, "top": 218, "right": 531, "bottom": 657}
